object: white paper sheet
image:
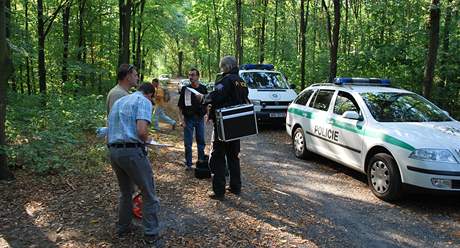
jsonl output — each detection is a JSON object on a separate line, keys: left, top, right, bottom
{"left": 147, "top": 139, "right": 174, "bottom": 147}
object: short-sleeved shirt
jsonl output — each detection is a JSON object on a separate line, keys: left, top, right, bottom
{"left": 106, "top": 84, "right": 129, "bottom": 115}
{"left": 107, "top": 91, "right": 152, "bottom": 144}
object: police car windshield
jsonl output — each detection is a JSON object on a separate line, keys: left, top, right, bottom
{"left": 241, "top": 72, "right": 289, "bottom": 89}
{"left": 361, "top": 92, "right": 451, "bottom": 122}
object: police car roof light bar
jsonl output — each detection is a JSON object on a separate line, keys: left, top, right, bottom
{"left": 334, "top": 77, "right": 391, "bottom": 86}
{"left": 240, "top": 64, "right": 275, "bottom": 70}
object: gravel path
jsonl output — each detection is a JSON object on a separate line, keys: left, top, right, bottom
{"left": 241, "top": 125, "right": 460, "bottom": 247}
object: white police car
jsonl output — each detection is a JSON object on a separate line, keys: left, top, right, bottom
{"left": 239, "top": 64, "right": 297, "bottom": 122}
{"left": 286, "top": 77, "right": 460, "bottom": 201}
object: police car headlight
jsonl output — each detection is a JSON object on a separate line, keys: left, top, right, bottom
{"left": 409, "top": 149, "right": 458, "bottom": 164}
{"left": 251, "top": 100, "right": 261, "bottom": 105}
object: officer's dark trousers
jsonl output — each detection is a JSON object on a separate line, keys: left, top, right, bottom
{"left": 209, "top": 129, "right": 241, "bottom": 196}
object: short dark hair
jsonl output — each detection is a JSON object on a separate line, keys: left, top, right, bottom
{"left": 189, "top": 68, "right": 200, "bottom": 77}
{"left": 138, "top": 82, "right": 155, "bottom": 95}
{"left": 117, "top": 64, "right": 136, "bottom": 80}
{"left": 152, "top": 78, "right": 159, "bottom": 83}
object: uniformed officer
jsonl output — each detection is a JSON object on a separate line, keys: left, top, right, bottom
{"left": 201, "top": 55, "right": 249, "bottom": 200}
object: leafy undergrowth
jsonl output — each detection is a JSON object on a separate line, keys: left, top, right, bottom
{"left": 6, "top": 92, "right": 107, "bottom": 174}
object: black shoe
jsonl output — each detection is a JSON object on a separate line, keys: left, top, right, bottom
{"left": 208, "top": 192, "right": 225, "bottom": 201}
{"left": 117, "top": 224, "right": 139, "bottom": 237}
{"left": 226, "top": 186, "right": 241, "bottom": 195}
{"left": 144, "top": 234, "right": 162, "bottom": 246}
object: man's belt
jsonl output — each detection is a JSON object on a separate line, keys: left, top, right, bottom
{"left": 107, "top": 143, "right": 144, "bottom": 148}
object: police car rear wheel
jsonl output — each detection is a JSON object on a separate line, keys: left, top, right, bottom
{"left": 367, "top": 153, "right": 403, "bottom": 201}
{"left": 293, "top": 127, "right": 308, "bottom": 159}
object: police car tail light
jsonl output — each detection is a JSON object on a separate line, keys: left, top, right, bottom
{"left": 409, "top": 149, "right": 458, "bottom": 164}
{"left": 431, "top": 178, "right": 452, "bottom": 189}
{"left": 334, "top": 77, "right": 391, "bottom": 86}
{"left": 240, "top": 64, "right": 275, "bottom": 70}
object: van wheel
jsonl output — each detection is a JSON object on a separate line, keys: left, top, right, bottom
{"left": 367, "top": 153, "right": 403, "bottom": 201}
{"left": 292, "top": 127, "right": 309, "bottom": 159}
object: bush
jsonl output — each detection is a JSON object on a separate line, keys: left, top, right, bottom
{"left": 6, "top": 92, "right": 108, "bottom": 174}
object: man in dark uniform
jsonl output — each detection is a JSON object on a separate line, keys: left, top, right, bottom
{"left": 202, "top": 56, "right": 249, "bottom": 200}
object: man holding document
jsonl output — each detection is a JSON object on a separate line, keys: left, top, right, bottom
{"left": 177, "top": 68, "right": 208, "bottom": 170}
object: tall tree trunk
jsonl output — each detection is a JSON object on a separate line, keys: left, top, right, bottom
{"left": 235, "top": 0, "right": 243, "bottom": 65}
{"left": 0, "top": 0, "right": 15, "bottom": 180}
{"left": 24, "top": 0, "right": 31, "bottom": 95}
{"left": 440, "top": 0, "right": 453, "bottom": 83}
{"left": 258, "top": 0, "right": 268, "bottom": 64}
{"left": 176, "top": 38, "right": 183, "bottom": 77}
{"left": 118, "top": 0, "right": 123, "bottom": 66}
{"left": 131, "top": 2, "right": 136, "bottom": 64}
{"left": 212, "top": 0, "right": 221, "bottom": 70}
{"left": 329, "top": 0, "right": 340, "bottom": 83}
{"left": 422, "top": 0, "right": 440, "bottom": 98}
{"left": 272, "top": 0, "right": 278, "bottom": 63}
{"left": 6, "top": 0, "right": 16, "bottom": 92}
{"left": 206, "top": 16, "right": 212, "bottom": 80}
{"left": 135, "top": 0, "right": 145, "bottom": 74}
{"left": 300, "top": 0, "right": 310, "bottom": 89}
{"left": 119, "top": 0, "right": 132, "bottom": 65}
{"left": 77, "top": 0, "right": 86, "bottom": 86}
{"left": 37, "top": 0, "right": 47, "bottom": 93}
{"left": 62, "top": 2, "right": 70, "bottom": 87}
{"left": 323, "top": 0, "right": 340, "bottom": 83}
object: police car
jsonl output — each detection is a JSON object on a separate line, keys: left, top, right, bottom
{"left": 286, "top": 77, "right": 460, "bottom": 201}
{"left": 239, "top": 64, "right": 297, "bottom": 122}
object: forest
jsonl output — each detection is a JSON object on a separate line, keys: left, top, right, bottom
{"left": 0, "top": 0, "right": 459, "bottom": 177}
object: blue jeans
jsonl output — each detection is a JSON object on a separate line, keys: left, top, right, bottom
{"left": 184, "top": 115, "right": 206, "bottom": 167}
{"left": 153, "top": 106, "right": 176, "bottom": 130}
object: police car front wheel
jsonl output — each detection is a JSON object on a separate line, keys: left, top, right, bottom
{"left": 293, "top": 127, "right": 309, "bottom": 159}
{"left": 367, "top": 153, "right": 403, "bottom": 202}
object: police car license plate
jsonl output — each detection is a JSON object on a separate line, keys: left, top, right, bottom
{"left": 269, "top": 112, "right": 286, "bottom": 118}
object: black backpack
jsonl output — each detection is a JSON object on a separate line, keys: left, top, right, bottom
{"left": 194, "top": 155, "right": 211, "bottom": 179}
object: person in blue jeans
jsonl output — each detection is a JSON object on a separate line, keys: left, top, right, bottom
{"left": 177, "top": 68, "right": 208, "bottom": 170}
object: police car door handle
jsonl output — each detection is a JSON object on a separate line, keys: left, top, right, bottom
{"left": 327, "top": 119, "right": 333, "bottom": 124}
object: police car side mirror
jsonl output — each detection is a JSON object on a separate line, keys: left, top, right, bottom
{"left": 289, "top": 83, "right": 296, "bottom": 89}
{"left": 442, "top": 110, "right": 450, "bottom": 117}
{"left": 342, "top": 111, "right": 362, "bottom": 121}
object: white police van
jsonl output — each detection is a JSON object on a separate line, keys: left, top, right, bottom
{"left": 286, "top": 77, "right": 460, "bottom": 201}
{"left": 239, "top": 64, "right": 297, "bottom": 122}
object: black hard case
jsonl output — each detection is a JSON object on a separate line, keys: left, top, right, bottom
{"left": 215, "top": 104, "right": 258, "bottom": 141}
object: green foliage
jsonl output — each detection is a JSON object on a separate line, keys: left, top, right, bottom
{"left": 5, "top": 92, "right": 107, "bottom": 174}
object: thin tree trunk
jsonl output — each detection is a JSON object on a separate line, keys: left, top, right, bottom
{"left": 119, "top": 0, "right": 132, "bottom": 65}
{"left": 422, "top": 0, "right": 440, "bottom": 98}
{"left": 62, "top": 2, "right": 70, "bottom": 86}
{"left": 118, "top": 0, "right": 123, "bottom": 66}
{"left": 329, "top": 0, "right": 340, "bottom": 83}
{"left": 212, "top": 0, "right": 221, "bottom": 70}
{"left": 235, "top": 0, "right": 243, "bottom": 65}
{"left": 0, "top": 0, "right": 15, "bottom": 180}
{"left": 37, "top": 0, "right": 47, "bottom": 93}
{"left": 135, "top": 0, "right": 145, "bottom": 74}
{"left": 24, "top": 0, "right": 31, "bottom": 95}
{"left": 176, "top": 38, "right": 183, "bottom": 77}
{"left": 272, "top": 0, "right": 278, "bottom": 63}
{"left": 440, "top": 0, "right": 452, "bottom": 83}
{"left": 258, "top": 0, "right": 268, "bottom": 64}
{"left": 300, "top": 0, "right": 310, "bottom": 89}
{"left": 206, "top": 16, "right": 212, "bottom": 80}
